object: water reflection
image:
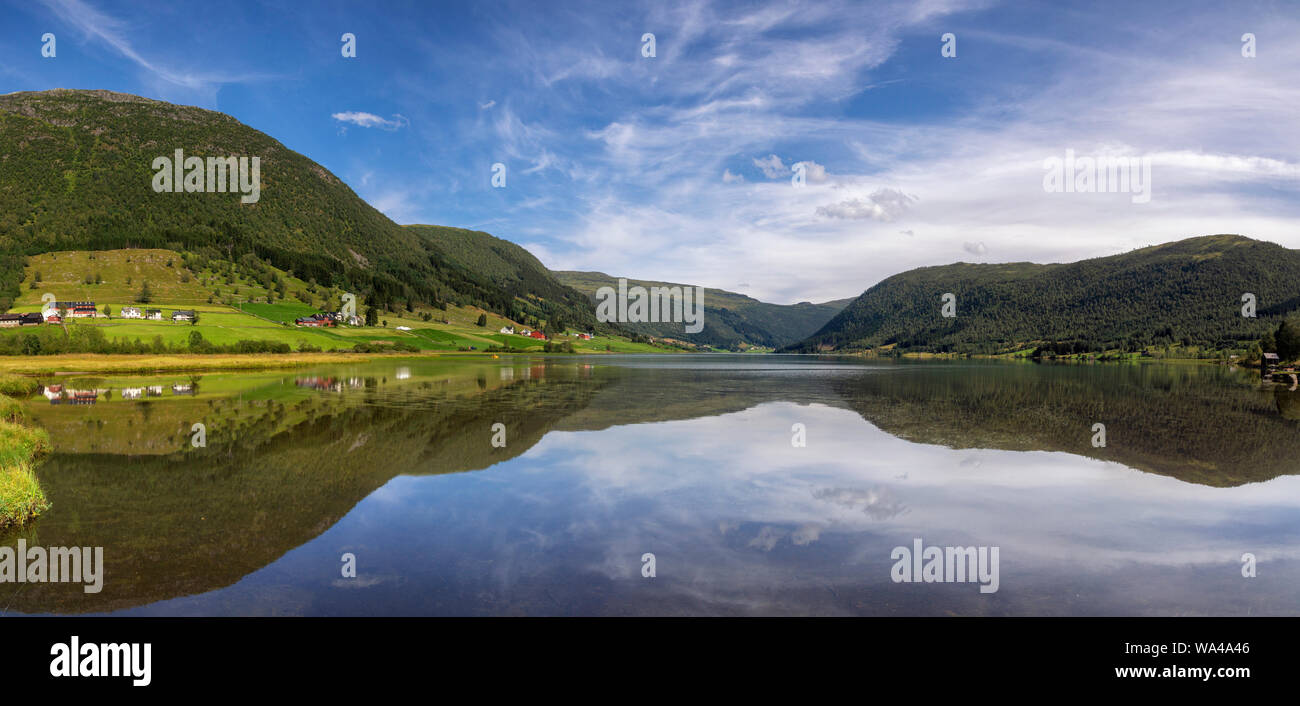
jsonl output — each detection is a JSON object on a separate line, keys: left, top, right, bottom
{"left": 3, "top": 356, "right": 1297, "bottom": 616}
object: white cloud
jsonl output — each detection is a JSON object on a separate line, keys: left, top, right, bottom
{"left": 816, "top": 188, "right": 917, "bottom": 222}
{"left": 798, "top": 160, "right": 830, "bottom": 184}
{"left": 752, "top": 154, "right": 787, "bottom": 179}
{"left": 331, "top": 112, "right": 409, "bottom": 131}
{"left": 963, "top": 241, "right": 988, "bottom": 257}
{"left": 400, "top": 0, "right": 1300, "bottom": 304}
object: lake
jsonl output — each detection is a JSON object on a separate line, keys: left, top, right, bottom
{"left": 3, "top": 355, "right": 1298, "bottom": 616}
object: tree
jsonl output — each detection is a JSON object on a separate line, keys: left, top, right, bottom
{"left": 1277, "top": 320, "right": 1300, "bottom": 362}
{"left": 365, "top": 307, "right": 378, "bottom": 326}
{"left": 136, "top": 280, "right": 153, "bottom": 303}
{"left": 102, "top": 305, "right": 111, "bottom": 318}
{"left": 476, "top": 313, "right": 487, "bottom": 327}
{"left": 188, "top": 330, "right": 206, "bottom": 351}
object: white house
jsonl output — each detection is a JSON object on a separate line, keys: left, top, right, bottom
{"left": 121, "top": 307, "right": 143, "bottom": 319}
{"left": 500, "top": 326, "right": 515, "bottom": 334}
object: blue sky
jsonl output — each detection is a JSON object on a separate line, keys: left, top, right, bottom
{"left": 2, "top": 0, "right": 1299, "bottom": 303}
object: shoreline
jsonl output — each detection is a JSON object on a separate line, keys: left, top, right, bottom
{"left": 0, "top": 349, "right": 1256, "bottom": 377}
{"left": 0, "top": 351, "right": 468, "bottom": 376}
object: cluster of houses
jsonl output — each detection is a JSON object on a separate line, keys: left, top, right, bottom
{"left": 500, "top": 325, "right": 548, "bottom": 340}
{"left": 0, "top": 302, "right": 198, "bottom": 325}
{"left": 120, "top": 306, "right": 195, "bottom": 322}
{"left": 497, "top": 325, "right": 595, "bottom": 341}
{"left": 40, "top": 301, "right": 99, "bottom": 324}
{"left": 295, "top": 311, "right": 363, "bottom": 327}
{"left": 0, "top": 301, "right": 99, "bottom": 326}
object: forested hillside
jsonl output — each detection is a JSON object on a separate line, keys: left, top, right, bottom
{"left": 0, "top": 89, "right": 592, "bottom": 328}
{"left": 406, "top": 225, "right": 599, "bottom": 331}
{"left": 787, "top": 235, "right": 1300, "bottom": 356}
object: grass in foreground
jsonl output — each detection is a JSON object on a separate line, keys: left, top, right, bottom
{"left": 0, "top": 373, "right": 41, "bottom": 397}
{"left": 0, "top": 421, "right": 51, "bottom": 529}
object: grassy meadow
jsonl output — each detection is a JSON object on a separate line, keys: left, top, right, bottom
{"left": 0, "top": 375, "right": 51, "bottom": 528}
{"left": 5, "top": 248, "right": 673, "bottom": 358}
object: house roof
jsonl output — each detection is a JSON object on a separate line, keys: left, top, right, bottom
{"left": 1263, "top": 353, "right": 1281, "bottom": 359}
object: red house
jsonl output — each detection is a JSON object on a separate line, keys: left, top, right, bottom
{"left": 295, "top": 313, "right": 336, "bottom": 327}
{"left": 528, "top": 330, "right": 546, "bottom": 340}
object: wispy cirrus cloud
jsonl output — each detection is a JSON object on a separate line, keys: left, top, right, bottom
{"left": 38, "top": 0, "right": 277, "bottom": 96}
{"left": 28, "top": 0, "right": 1295, "bottom": 306}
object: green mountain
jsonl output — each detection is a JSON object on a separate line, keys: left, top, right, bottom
{"left": 555, "top": 271, "right": 850, "bottom": 348}
{"left": 406, "top": 225, "right": 597, "bottom": 329}
{"left": 787, "top": 234, "right": 1300, "bottom": 354}
{"left": 0, "top": 89, "right": 593, "bottom": 328}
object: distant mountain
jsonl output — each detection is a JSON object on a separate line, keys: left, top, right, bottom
{"left": 0, "top": 89, "right": 593, "bottom": 328}
{"left": 556, "top": 271, "right": 850, "bottom": 348}
{"left": 786, "top": 234, "right": 1300, "bottom": 354}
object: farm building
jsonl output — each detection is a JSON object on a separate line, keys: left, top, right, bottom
{"left": 295, "top": 313, "right": 335, "bottom": 327}
{"left": 121, "top": 307, "right": 143, "bottom": 319}
{"left": 53, "top": 301, "right": 97, "bottom": 318}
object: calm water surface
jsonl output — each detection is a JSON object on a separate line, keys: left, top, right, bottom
{"left": 4, "top": 355, "right": 1298, "bottom": 616}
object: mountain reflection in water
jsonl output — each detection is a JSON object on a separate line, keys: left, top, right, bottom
{"left": 3, "top": 356, "right": 1297, "bottom": 616}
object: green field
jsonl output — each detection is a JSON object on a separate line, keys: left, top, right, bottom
{"left": 237, "top": 301, "right": 322, "bottom": 322}
{"left": 5, "top": 248, "right": 696, "bottom": 357}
